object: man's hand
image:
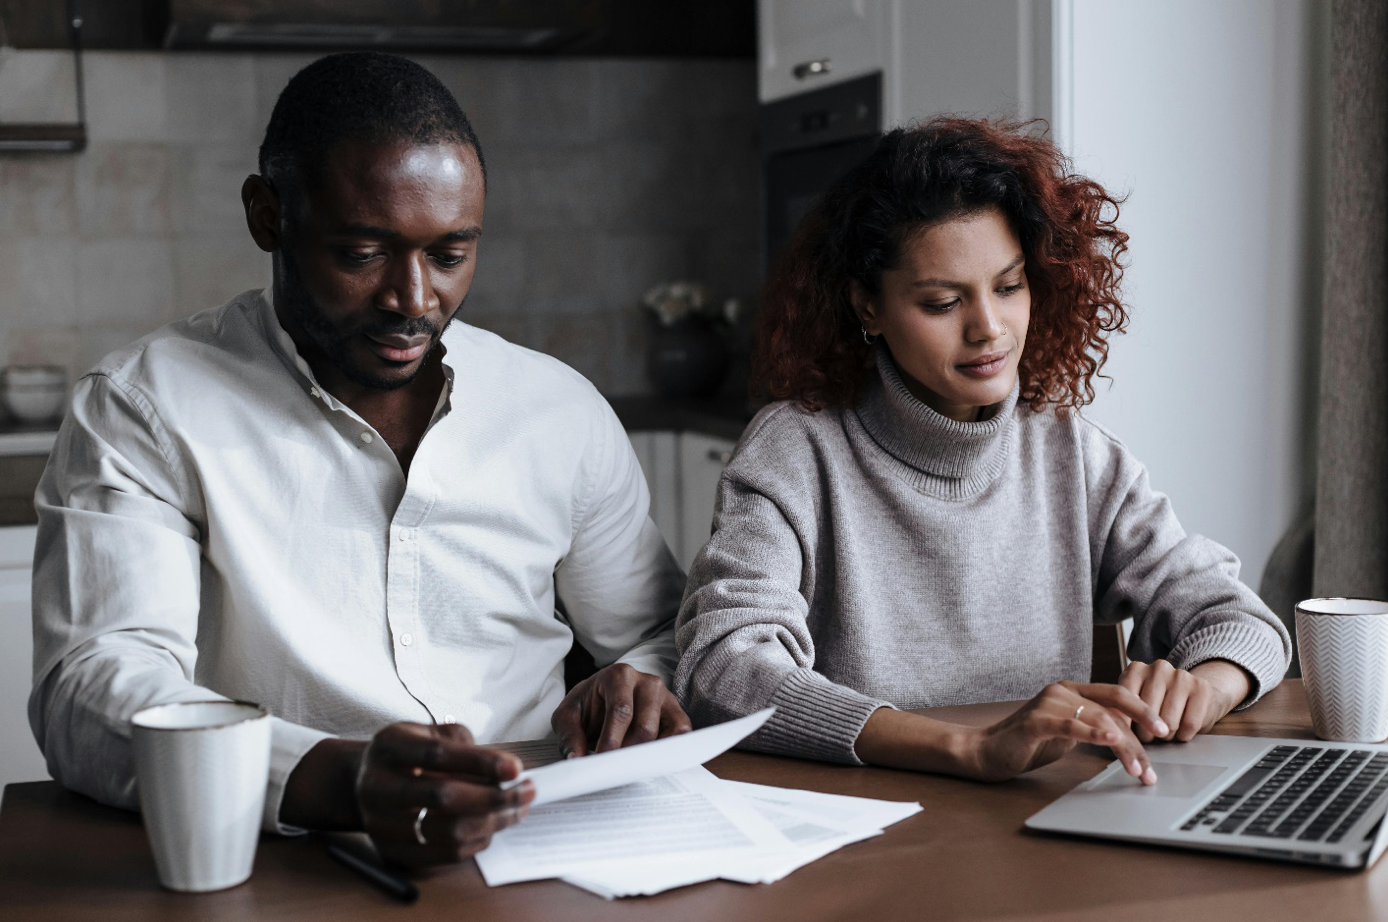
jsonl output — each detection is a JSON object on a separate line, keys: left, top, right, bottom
{"left": 357, "top": 722, "right": 535, "bottom": 868}
{"left": 1117, "top": 658, "right": 1251, "bottom": 743}
{"left": 552, "top": 663, "right": 692, "bottom": 758}
{"left": 281, "top": 722, "right": 535, "bottom": 869}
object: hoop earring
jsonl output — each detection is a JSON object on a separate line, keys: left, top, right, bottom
{"left": 861, "top": 326, "right": 877, "bottom": 345}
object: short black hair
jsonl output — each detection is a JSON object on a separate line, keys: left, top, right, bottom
{"left": 258, "top": 51, "right": 486, "bottom": 203}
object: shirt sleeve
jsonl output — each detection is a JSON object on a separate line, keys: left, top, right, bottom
{"left": 1086, "top": 427, "right": 1292, "bottom": 708}
{"left": 674, "top": 417, "right": 889, "bottom": 766}
{"left": 29, "top": 372, "right": 331, "bottom": 834}
{"left": 553, "top": 400, "right": 684, "bottom": 684}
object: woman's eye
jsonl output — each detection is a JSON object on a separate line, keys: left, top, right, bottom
{"left": 922, "top": 299, "right": 959, "bottom": 313}
{"left": 997, "top": 282, "right": 1025, "bottom": 295}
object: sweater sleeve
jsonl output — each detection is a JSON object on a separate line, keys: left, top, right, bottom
{"left": 1084, "top": 423, "right": 1291, "bottom": 707}
{"left": 674, "top": 409, "right": 889, "bottom": 765}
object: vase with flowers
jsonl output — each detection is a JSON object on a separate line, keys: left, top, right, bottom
{"left": 641, "top": 281, "right": 738, "bottom": 399}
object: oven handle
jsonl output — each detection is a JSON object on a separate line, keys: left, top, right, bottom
{"left": 792, "top": 59, "right": 833, "bottom": 80}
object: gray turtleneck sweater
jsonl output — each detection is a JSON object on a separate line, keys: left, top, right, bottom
{"left": 674, "top": 349, "right": 1292, "bottom": 765}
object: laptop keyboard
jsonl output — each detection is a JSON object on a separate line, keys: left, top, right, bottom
{"left": 1179, "top": 745, "right": 1388, "bottom": 842}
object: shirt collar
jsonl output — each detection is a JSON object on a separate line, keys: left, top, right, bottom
{"left": 253, "top": 288, "right": 456, "bottom": 418}
{"left": 854, "top": 342, "right": 1019, "bottom": 482}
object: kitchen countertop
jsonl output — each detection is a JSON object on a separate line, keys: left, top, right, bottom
{"left": 606, "top": 394, "right": 760, "bottom": 442}
{"left": 0, "top": 421, "right": 59, "bottom": 458}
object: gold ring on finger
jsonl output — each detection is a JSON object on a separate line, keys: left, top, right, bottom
{"left": 413, "top": 806, "right": 429, "bottom": 846}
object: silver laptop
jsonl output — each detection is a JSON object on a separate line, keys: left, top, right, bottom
{"left": 1026, "top": 735, "right": 1388, "bottom": 869}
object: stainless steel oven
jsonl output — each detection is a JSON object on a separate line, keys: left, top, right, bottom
{"left": 761, "top": 72, "right": 882, "bottom": 268}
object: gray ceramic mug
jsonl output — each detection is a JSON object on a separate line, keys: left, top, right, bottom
{"left": 1295, "top": 598, "right": 1388, "bottom": 743}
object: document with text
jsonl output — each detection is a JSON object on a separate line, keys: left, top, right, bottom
{"left": 476, "top": 709, "right": 924, "bottom": 899}
{"left": 476, "top": 766, "right": 789, "bottom": 886}
{"left": 504, "top": 707, "right": 774, "bottom": 806}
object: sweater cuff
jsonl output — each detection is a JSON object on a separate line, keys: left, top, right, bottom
{"left": 754, "top": 669, "right": 891, "bottom": 765}
{"left": 1167, "top": 618, "right": 1291, "bottom": 710}
{"left": 263, "top": 718, "right": 335, "bottom": 835}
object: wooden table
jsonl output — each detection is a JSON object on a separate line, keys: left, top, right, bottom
{"left": 5, "top": 680, "right": 1388, "bottom": 922}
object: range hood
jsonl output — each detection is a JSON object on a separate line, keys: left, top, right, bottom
{"left": 163, "top": 0, "right": 603, "bottom": 52}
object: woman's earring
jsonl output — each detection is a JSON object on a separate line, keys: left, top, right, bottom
{"left": 861, "top": 326, "right": 877, "bottom": 345}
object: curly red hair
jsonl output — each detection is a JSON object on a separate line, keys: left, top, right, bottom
{"left": 753, "top": 117, "right": 1129, "bottom": 413}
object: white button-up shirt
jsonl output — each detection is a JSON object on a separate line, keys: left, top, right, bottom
{"left": 30, "top": 290, "right": 683, "bottom": 831}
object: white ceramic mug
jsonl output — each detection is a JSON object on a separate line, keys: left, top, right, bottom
{"left": 131, "top": 700, "right": 271, "bottom": 892}
{"left": 1295, "top": 598, "right": 1388, "bottom": 743}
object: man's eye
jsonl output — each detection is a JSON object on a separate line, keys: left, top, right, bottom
{"left": 340, "top": 250, "right": 380, "bottom": 264}
{"left": 431, "top": 253, "right": 466, "bottom": 268}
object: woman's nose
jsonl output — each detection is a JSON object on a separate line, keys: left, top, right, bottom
{"left": 966, "top": 296, "right": 1008, "bottom": 343}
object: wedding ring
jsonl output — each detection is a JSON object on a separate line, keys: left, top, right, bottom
{"left": 413, "top": 806, "right": 429, "bottom": 846}
{"left": 1074, "top": 705, "right": 1086, "bottom": 720}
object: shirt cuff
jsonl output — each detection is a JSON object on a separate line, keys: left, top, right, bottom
{"left": 750, "top": 668, "right": 890, "bottom": 765}
{"left": 1168, "top": 617, "right": 1292, "bottom": 710}
{"left": 263, "top": 718, "right": 335, "bottom": 835}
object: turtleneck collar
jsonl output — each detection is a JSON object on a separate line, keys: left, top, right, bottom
{"left": 852, "top": 343, "right": 1019, "bottom": 497}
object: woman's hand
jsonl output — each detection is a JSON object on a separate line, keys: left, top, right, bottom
{"left": 965, "top": 681, "right": 1170, "bottom": 784}
{"left": 1117, "top": 658, "right": 1251, "bottom": 743}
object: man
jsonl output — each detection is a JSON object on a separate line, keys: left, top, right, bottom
{"left": 29, "top": 52, "right": 690, "bottom": 867}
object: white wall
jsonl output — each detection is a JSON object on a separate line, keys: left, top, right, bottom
{"left": 1065, "top": 0, "right": 1323, "bottom": 589}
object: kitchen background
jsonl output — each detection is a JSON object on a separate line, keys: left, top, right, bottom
{"left": 0, "top": 51, "right": 761, "bottom": 397}
{"left": 0, "top": 0, "right": 1355, "bottom": 788}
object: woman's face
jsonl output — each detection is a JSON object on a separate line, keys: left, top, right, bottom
{"left": 853, "top": 208, "right": 1030, "bottom": 422}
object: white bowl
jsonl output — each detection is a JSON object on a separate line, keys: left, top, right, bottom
{"left": 4, "top": 365, "right": 65, "bottom": 389}
{"left": 4, "top": 384, "right": 66, "bottom": 423}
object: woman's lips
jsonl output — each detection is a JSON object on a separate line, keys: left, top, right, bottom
{"left": 957, "top": 350, "right": 1009, "bottom": 377}
{"left": 366, "top": 333, "right": 431, "bottom": 363}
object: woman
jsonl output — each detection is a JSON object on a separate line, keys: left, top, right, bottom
{"left": 674, "top": 118, "right": 1291, "bottom": 785}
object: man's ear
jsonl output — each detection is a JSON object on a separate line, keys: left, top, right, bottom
{"left": 241, "top": 175, "right": 282, "bottom": 254}
{"left": 848, "top": 279, "right": 880, "bottom": 335}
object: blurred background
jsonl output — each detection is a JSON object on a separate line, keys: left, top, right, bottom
{"left": 1, "top": 0, "right": 1383, "bottom": 788}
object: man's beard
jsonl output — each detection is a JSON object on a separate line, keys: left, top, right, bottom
{"left": 279, "top": 249, "right": 459, "bottom": 391}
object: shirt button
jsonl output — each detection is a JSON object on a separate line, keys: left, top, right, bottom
{"left": 359, "top": 431, "right": 373, "bottom": 444}
{"left": 443, "top": 714, "right": 456, "bottom": 724}
{"left": 399, "top": 632, "right": 413, "bottom": 647}
{"left": 397, "top": 530, "right": 412, "bottom": 542}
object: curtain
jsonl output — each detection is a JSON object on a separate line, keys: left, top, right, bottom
{"left": 1313, "top": 0, "right": 1388, "bottom": 599}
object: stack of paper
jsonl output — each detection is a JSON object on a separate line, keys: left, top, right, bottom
{"left": 476, "top": 710, "right": 922, "bottom": 899}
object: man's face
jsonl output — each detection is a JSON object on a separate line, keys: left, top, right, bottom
{"left": 276, "top": 139, "right": 485, "bottom": 391}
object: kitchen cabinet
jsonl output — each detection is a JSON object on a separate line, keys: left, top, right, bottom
{"left": 758, "top": 0, "right": 888, "bottom": 102}
{"left": 0, "top": 525, "right": 48, "bottom": 787}
{"left": 628, "top": 430, "right": 738, "bottom": 572}
{"left": 677, "top": 432, "right": 737, "bottom": 571}
{"left": 758, "top": 0, "right": 1055, "bottom": 123}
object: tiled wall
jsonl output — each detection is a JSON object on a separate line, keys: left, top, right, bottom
{"left": 0, "top": 50, "right": 760, "bottom": 396}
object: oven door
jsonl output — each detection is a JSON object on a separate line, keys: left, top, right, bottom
{"left": 762, "top": 72, "right": 882, "bottom": 267}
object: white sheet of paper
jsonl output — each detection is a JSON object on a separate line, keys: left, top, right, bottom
{"left": 722, "top": 779, "right": 923, "bottom": 833}
{"left": 553, "top": 769, "right": 898, "bottom": 896}
{"left": 476, "top": 765, "right": 790, "bottom": 887}
{"left": 508, "top": 707, "right": 773, "bottom": 807}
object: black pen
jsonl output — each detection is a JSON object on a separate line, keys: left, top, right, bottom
{"left": 326, "top": 842, "right": 420, "bottom": 903}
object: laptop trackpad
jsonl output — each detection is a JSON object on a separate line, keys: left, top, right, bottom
{"left": 1091, "top": 761, "right": 1228, "bottom": 797}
